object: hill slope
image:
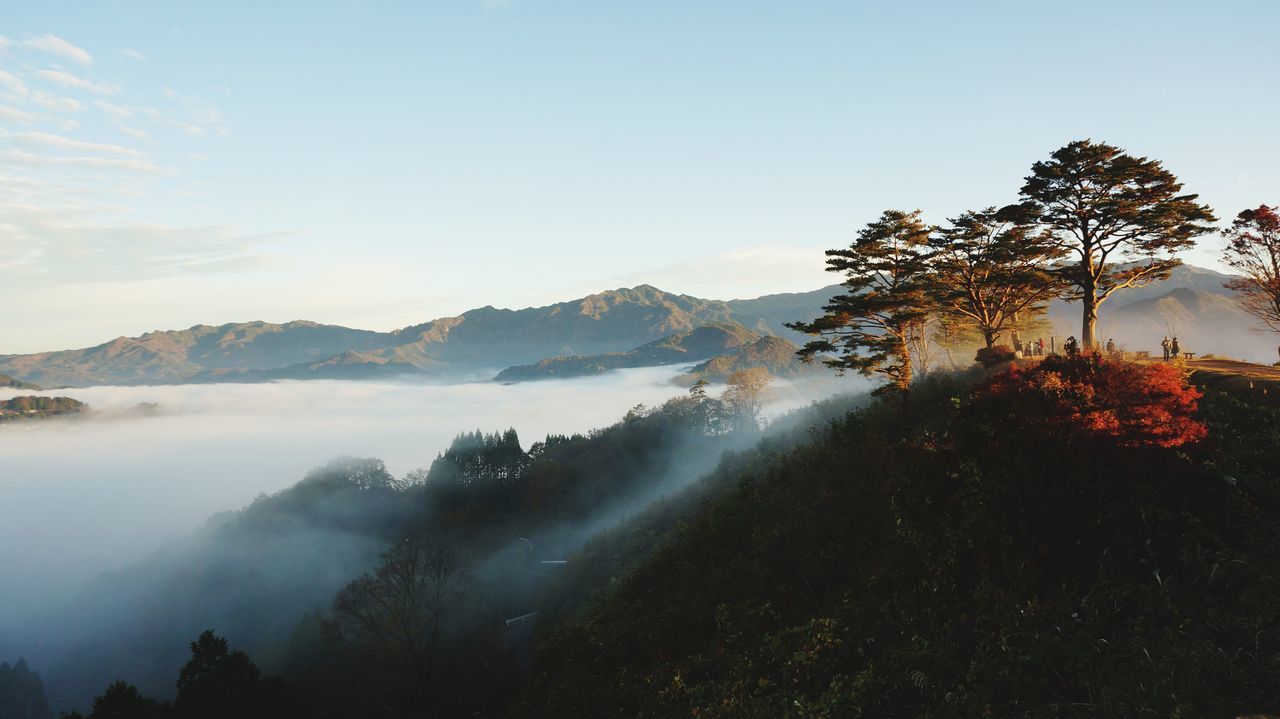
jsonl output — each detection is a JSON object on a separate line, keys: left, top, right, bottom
{"left": 494, "top": 323, "right": 760, "bottom": 382}
{"left": 515, "top": 362, "right": 1280, "bottom": 716}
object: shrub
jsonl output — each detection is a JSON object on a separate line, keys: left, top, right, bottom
{"left": 974, "top": 344, "right": 1016, "bottom": 368}
{"left": 973, "top": 353, "right": 1207, "bottom": 448}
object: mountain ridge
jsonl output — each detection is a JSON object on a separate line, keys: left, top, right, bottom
{"left": 2, "top": 265, "right": 1272, "bottom": 387}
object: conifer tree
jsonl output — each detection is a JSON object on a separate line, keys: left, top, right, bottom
{"left": 788, "top": 209, "right": 934, "bottom": 398}
{"left": 1018, "top": 140, "right": 1216, "bottom": 348}
{"left": 930, "top": 206, "right": 1063, "bottom": 348}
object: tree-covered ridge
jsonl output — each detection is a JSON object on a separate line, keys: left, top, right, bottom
{"left": 494, "top": 322, "right": 759, "bottom": 382}
{"left": 0, "top": 396, "right": 85, "bottom": 422}
{"left": 672, "top": 335, "right": 812, "bottom": 386}
{"left": 515, "top": 358, "right": 1280, "bottom": 717}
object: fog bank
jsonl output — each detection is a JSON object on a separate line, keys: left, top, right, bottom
{"left": 0, "top": 367, "right": 835, "bottom": 622}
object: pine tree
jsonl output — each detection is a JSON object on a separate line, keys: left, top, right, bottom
{"left": 787, "top": 209, "right": 934, "bottom": 398}
{"left": 929, "top": 206, "right": 1063, "bottom": 348}
{"left": 1018, "top": 140, "right": 1216, "bottom": 348}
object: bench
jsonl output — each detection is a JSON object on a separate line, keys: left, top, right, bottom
{"left": 1183, "top": 352, "right": 1196, "bottom": 360}
{"left": 1133, "top": 350, "right": 1150, "bottom": 359}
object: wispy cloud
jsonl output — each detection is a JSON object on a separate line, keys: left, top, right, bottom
{"left": 36, "top": 69, "right": 120, "bottom": 95}
{"left": 11, "top": 130, "right": 145, "bottom": 157}
{"left": 31, "top": 91, "right": 83, "bottom": 112}
{"left": 24, "top": 34, "right": 93, "bottom": 65}
{"left": 0, "top": 32, "right": 265, "bottom": 296}
{"left": 0, "top": 70, "right": 29, "bottom": 98}
{"left": 0, "top": 148, "right": 171, "bottom": 176}
{"left": 0, "top": 105, "right": 36, "bottom": 124}
{"left": 0, "top": 201, "right": 277, "bottom": 281}
{"left": 113, "top": 121, "right": 150, "bottom": 141}
{"left": 94, "top": 99, "right": 132, "bottom": 117}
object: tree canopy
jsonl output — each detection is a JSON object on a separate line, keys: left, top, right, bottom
{"left": 1018, "top": 139, "right": 1216, "bottom": 347}
{"left": 787, "top": 209, "right": 934, "bottom": 397}
{"left": 1221, "top": 204, "right": 1280, "bottom": 356}
{"left": 929, "top": 206, "right": 1062, "bottom": 348}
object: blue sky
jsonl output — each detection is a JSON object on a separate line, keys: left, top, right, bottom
{"left": 2, "top": 0, "right": 1278, "bottom": 352}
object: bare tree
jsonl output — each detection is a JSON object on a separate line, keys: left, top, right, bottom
{"left": 325, "top": 536, "right": 468, "bottom": 710}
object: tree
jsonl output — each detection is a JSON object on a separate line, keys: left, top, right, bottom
{"left": 930, "top": 206, "right": 1063, "bottom": 348}
{"left": 787, "top": 209, "right": 934, "bottom": 398}
{"left": 1221, "top": 204, "right": 1280, "bottom": 359}
{"left": 174, "top": 631, "right": 268, "bottom": 719}
{"left": 325, "top": 536, "right": 468, "bottom": 712}
{"left": 0, "top": 658, "right": 53, "bottom": 719}
{"left": 88, "top": 681, "right": 165, "bottom": 719}
{"left": 722, "top": 368, "right": 772, "bottom": 428}
{"left": 1018, "top": 140, "right": 1217, "bottom": 348}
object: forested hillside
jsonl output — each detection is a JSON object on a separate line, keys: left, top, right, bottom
{"left": 516, "top": 357, "right": 1280, "bottom": 717}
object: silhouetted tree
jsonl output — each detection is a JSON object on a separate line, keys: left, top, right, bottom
{"left": 87, "top": 681, "right": 165, "bottom": 719}
{"left": 174, "top": 631, "right": 269, "bottom": 719}
{"left": 788, "top": 209, "right": 934, "bottom": 399}
{"left": 0, "top": 659, "right": 53, "bottom": 719}
{"left": 325, "top": 536, "right": 469, "bottom": 713}
{"left": 1017, "top": 139, "right": 1216, "bottom": 348}
{"left": 1221, "top": 204, "right": 1280, "bottom": 359}
{"left": 929, "top": 206, "right": 1063, "bottom": 348}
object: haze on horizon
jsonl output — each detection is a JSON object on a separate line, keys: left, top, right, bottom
{"left": 2, "top": 1, "right": 1278, "bottom": 353}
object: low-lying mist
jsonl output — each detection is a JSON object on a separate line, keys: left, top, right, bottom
{"left": 0, "top": 367, "right": 838, "bottom": 631}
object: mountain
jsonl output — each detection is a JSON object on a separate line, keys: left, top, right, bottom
{"left": 0, "top": 374, "right": 41, "bottom": 390}
{"left": 672, "top": 335, "right": 813, "bottom": 386}
{"left": 0, "top": 287, "right": 739, "bottom": 388}
{"left": 0, "top": 321, "right": 392, "bottom": 388}
{"left": 727, "top": 285, "right": 843, "bottom": 344}
{"left": 3, "top": 264, "right": 1274, "bottom": 387}
{"left": 494, "top": 323, "right": 760, "bottom": 382}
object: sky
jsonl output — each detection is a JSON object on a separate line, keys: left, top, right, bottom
{"left": 2, "top": 0, "right": 1278, "bottom": 353}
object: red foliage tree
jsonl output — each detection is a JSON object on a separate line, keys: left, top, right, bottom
{"left": 974, "top": 354, "right": 1206, "bottom": 448}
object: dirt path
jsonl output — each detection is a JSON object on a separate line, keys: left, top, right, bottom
{"left": 1168, "top": 357, "right": 1280, "bottom": 380}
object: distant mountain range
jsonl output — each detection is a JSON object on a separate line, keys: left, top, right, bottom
{"left": 1, "top": 264, "right": 1274, "bottom": 388}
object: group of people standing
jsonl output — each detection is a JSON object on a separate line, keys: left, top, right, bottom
{"left": 1014, "top": 337, "right": 1047, "bottom": 357}
{"left": 1013, "top": 335, "right": 1184, "bottom": 361}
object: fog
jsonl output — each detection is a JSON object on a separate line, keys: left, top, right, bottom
{"left": 0, "top": 367, "right": 831, "bottom": 623}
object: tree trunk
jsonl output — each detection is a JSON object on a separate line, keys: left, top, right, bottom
{"left": 982, "top": 328, "right": 997, "bottom": 348}
{"left": 1081, "top": 293, "right": 1099, "bottom": 349}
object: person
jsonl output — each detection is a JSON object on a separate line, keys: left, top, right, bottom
{"left": 1037, "top": 338, "right": 1045, "bottom": 357}
{"left": 1064, "top": 335, "right": 1079, "bottom": 358}
{"left": 1171, "top": 336, "right": 1181, "bottom": 359}
{"left": 1161, "top": 336, "right": 1171, "bottom": 361}
{"left": 1106, "top": 338, "right": 1116, "bottom": 356}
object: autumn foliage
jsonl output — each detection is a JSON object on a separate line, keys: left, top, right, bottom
{"left": 974, "top": 353, "right": 1206, "bottom": 448}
